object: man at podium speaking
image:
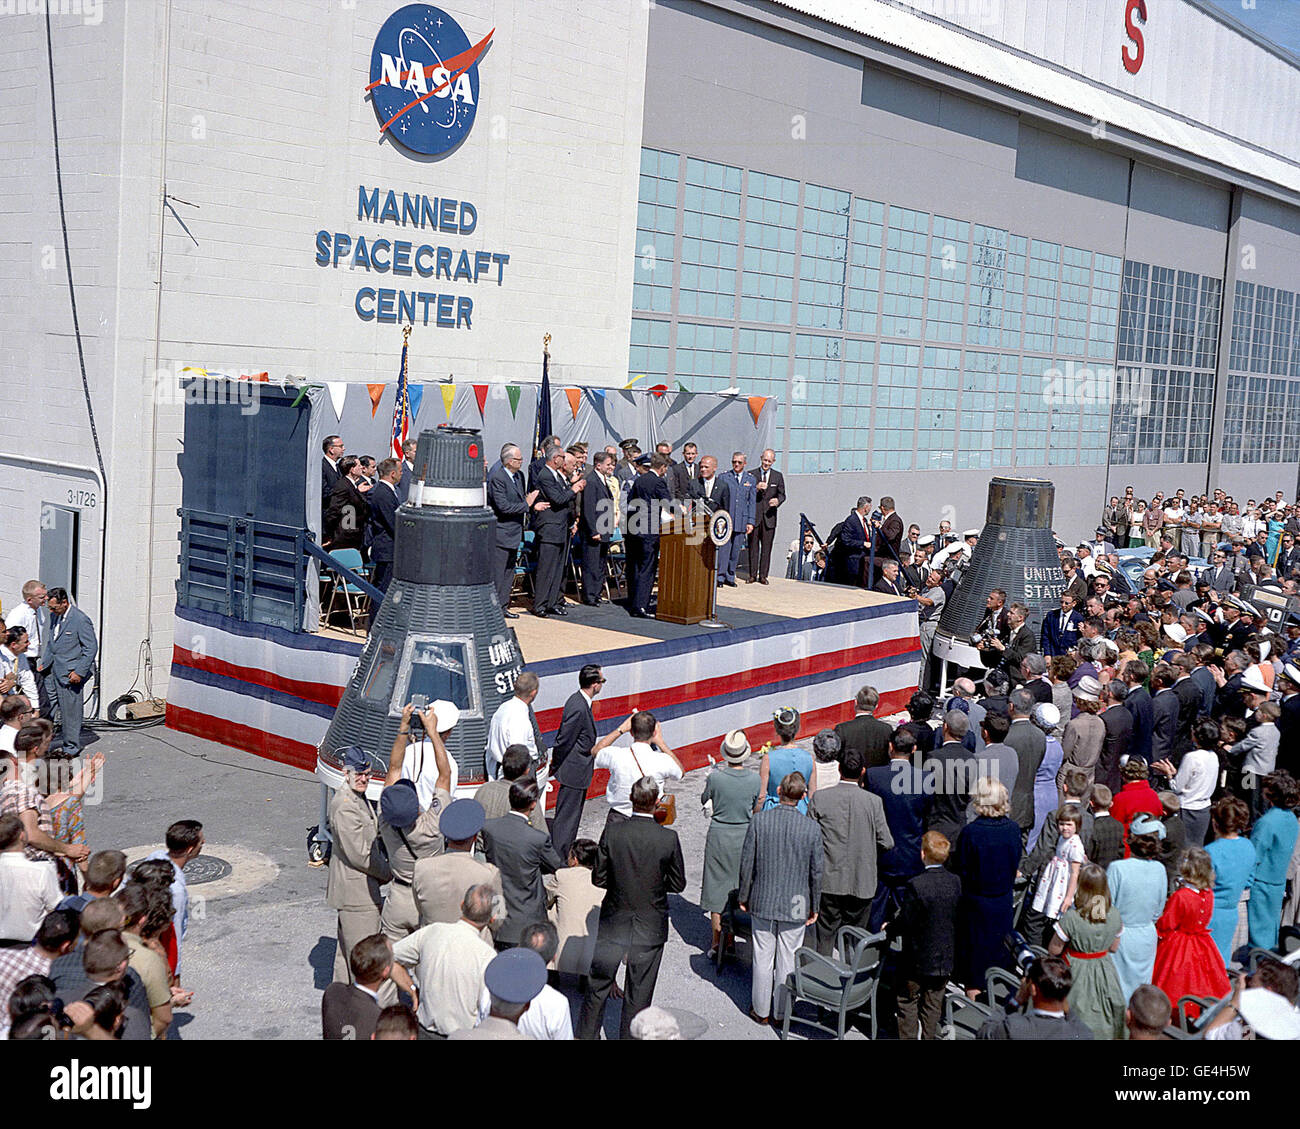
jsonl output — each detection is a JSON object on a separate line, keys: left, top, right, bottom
{"left": 626, "top": 453, "right": 673, "bottom": 619}
{"left": 696, "top": 457, "right": 732, "bottom": 588}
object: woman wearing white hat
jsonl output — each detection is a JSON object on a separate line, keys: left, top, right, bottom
{"left": 1028, "top": 703, "right": 1064, "bottom": 853}
{"left": 700, "top": 731, "right": 760, "bottom": 959}
{"left": 1058, "top": 676, "right": 1105, "bottom": 801}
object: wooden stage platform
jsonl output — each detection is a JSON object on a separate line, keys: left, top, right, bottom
{"left": 166, "top": 579, "right": 922, "bottom": 776}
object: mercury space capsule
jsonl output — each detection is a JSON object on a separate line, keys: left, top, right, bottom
{"left": 931, "top": 476, "right": 1066, "bottom": 682}
{"left": 315, "top": 426, "right": 523, "bottom": 790}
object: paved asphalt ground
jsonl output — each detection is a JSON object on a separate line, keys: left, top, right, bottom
{"left": 79, "top": 724, "right": 869, "bottom": 1041}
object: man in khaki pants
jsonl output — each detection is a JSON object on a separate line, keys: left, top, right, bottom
{"left": 327, "top": 746, "right": 391, "bottom": 984}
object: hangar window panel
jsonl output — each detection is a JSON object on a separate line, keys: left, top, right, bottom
{"left": 1079, "top": 402, "right": 1109, "bottom": 465}
{"left": 838, "top": 339, "right": 874, "bottom": 471}
{"left": 1240, "top": 376, "right": 1269, "bottom": 464}
{"left": 1229, "top": 282, "right": 1255, "bottom": 372}
{"left": 1117, "top": 261, "right": 1149, "bottom": 364}
{"left": 798, "top": 184, "right": 850, "bottom": 330}
{"left": 958, "top": 350, "right": 1015, "bottom": 468}
{"left": 1220, "top": 375, "right": 1247, "bottom": 463}
{"left": 1109, "top": 400, "right": 1137, "bottom": 465}
{"left": 1015, "top": 357, "right": 1051, "bottom": 466}
{"left": 1169, "top": 271, "right": 1199, "bottom": 369}
{"left": 1088, "top": 255, "right": 1121, "bottom": 362}
{"left": 736, "top": 328, "right": 790, "bottom": 452}
{"left": 1162, "top": 371, "right": 1191, "bottom": 463}
{"left": 925, "top": 216, "right": 969, "bottom": 344}
{"left": 1195, "top": 276, "right": 1223, "bottom": 371}
{"left": 1286, "top": 383, "right": 1300, "bottom": 457}
{"left": 1250, "top": 286, "right": 1276, "bottom": 374}
{"left": 633, "top": 148, "right": 679, "bottom": 314}
{"left": 679, "top": 158, "right": 741, "bottom": 320}
{"left": 1023, "top": 241, "right": 1059, "bottom": 354}
{"left": 847, "top": 198, "right": 884, "bottom": 335}
{"left": 1262, "top": 377, "right": 1287, "bottom": 463}
{"left": 742, "top": 172, "right": 800, "bottom": 325}
{"left": 967, "top": 224, "right": 1007, "bottom": 349}
{"left": 1271, "top": 290, "right": 1294, "bottom": 375}
{"left": 872, "top": 344, "right": 919, "bottom": 471}
{"left": 1144, "top": 266, "right": 1174, "bottom": 366}
{"left": 1133, "top": 370, "right": 1166, "bottom": 465}
{"left": 1055, "top": 247, "right": 1091, "bottom": 358}
{"left": 674, "top": 322, "right": 734, "bottom": 393}
{"left": 881, "top": 207, "right": 930, "bottom": 340}
{"left": 1048, "top": 355, "right": 1081, "bottom": 466}
{"left": 629, "top": 317, "right": 670, "bottom": 385}
{"left": 917, "top": 347, "right": 959, "bottom": 470}
{"left": 1183, "top": 372, "right": 1213, "bottom": 466}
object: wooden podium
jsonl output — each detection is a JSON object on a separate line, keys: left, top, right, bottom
{"left": 656, "top": 506, "right": 717, "bottom": 625}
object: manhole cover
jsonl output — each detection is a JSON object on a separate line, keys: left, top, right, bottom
{"left": 182, "top": 856, "right": 233, "bottom": 885}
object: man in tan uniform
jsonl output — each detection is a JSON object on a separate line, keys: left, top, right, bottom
{"left": 413, "top": 798, "right": 502, "bottom": 936}
{"left": 326, "top": 746, "right": 391, "bottom": 984}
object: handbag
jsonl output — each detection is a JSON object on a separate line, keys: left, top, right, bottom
{"left": 629, "top": 747, "right": 676, "bottom": 825}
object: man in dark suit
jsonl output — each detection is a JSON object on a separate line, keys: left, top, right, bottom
{"left": 695, "top": 455, "right": 731, "bottom": 519}
{"left": 747, "top": 448, "right": 785, "bottom": 584}
{"left": 832, "top": 498, "right": 872, "bottom": 588}
{"left": 549, "top": 666, "right": 629, "bottom": 858}
{"left": 1276, "top": 663, "right": 1300, "bottom": 777}
{"left": 864, "top": 731, "right": 930, "bottom": 934}
{"left": 527, "top": 434, "right": 561, "bottom": 492}
{"left": 1041, "top": 592, "right": 1082, "bottom": 657}
{"left": 1169, "top": 653, "right": 1201, "bottom": 757}
{"left": 530, "top": 445, "right": 584, "bottom": 618}
{"left": 923, "top": 712, "right": 979, "bottom": 843}
{"left": 487, "top": 444, "right": 538, "bottom": 619}
{"left": 481, "top": 780, "right": 566, "bottom": 949}
{"left": 873, "top": 560, "right": 906, "bottom": 597}
{"left": 38, "top": 588, "right": 97, "bottom": 758}
{"left": 322, "top": 435, "right": 344, "bottom": 503}
{"left": 1212, "top": 650, "right": 1251, "bottom": 722}
{"left": 977, "top": 956, "right": 1094, "bottom": 1040}
{"left": 366, "top": 458, "right": 403, "bottom": 595}
{"left": 1121, "top": 659, "right": 1155, "bottom": 762}
{"left": 577, "top": 777, "right": 686, "bottom": 1039}
{"left": 988, "top": 603, "right": 1037, "bottom": 681}
{"left": 666, "top": 442, "right": 701, "bottom": 501}
{"left": 835, "top": 685, "right": 894, "bottom": 770}
{"left": 1188, "top": 644, "right": 1217, "bottom": 718}
{"left": 891, "top": 830, "right": 962, "bottom": 1041}
{"left": 324, "top": 456, "right": 373, "bottom": 551}
{"left": 578, "top": 452, "right": 616, "bottom": 606}
{"left": 874, "top": 496, "right": 904, "bottom": 586}
{"left": 396, "top": 439, "right": 416, "bottom": 503}
{"left": 1149, "top": 663, "right": 1181, "bottom": 768}
{"left": 1097, "top": 680, "right": 1134, "bottom": 792}
{"left": 625, "top": 454, "right": 672, "bottom": 618}
{"left": 321, "top": 933, "right": 392, "bottom": 1040}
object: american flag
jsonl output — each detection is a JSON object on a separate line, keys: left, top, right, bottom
{"left": 390, "top": 336, "right": 410, "bottom": 459}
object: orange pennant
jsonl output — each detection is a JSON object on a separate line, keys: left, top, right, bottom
{"left": 565, "top": 387, "right": 581, "bottom": 419}
{"left": 472, "top": 384, "right": 489, "bottom": 417}
{"left": 367, "top": 383, "right": 385, "bottom": 417}
{"left": 747, "top": 395, "right": 768, "bottom": 425}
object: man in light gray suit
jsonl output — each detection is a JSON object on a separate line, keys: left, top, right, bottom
{"left": 37, "top": 588, "right": 96, "bottom": 757}
{"left": 808, "top": 743, "right": 894, "bottom": 957}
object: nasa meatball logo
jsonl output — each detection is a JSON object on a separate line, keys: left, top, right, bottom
{"left": 366, "top": 4, "right": 494, "bottom": 157}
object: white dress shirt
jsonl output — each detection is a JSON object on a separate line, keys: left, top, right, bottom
{"left": 485, "top": 696, "right": 539, "bottom": 781}
{"left": 0, "top": 851, "right": 61, "bottom": 942}
{"left": 477, "top": 981, "right": 573, "bottom": 1039}
{"left": 4, "top": 604, "right": 47, "bottom": 659}
{"left": 392, "top": 919, "right": 496, "bottom": 1034}
{"left": 399, "top": 741, "right": 460, "bottom": 810}
{"left": 0, "top": 648, "right": 37, "bottom": 702}
{"left": 1168, "top": 747, "right": 1218, "bottom": 812}
{"left": 593, "top": 741, "right": 682, "bottom": 817}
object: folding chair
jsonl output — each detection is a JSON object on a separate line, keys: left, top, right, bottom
{"left": 774, "top": 928, "right": 887, "bottom": 1040}
{"left": 324, "top": 549, "right": 371, "bottom": 634}
{"left": 941, "top": 985, "right": 995, "bottom": 1040}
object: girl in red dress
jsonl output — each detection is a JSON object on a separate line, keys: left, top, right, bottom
{"left": 1153, "top": 847, "right": 1230, "bottom": 1020}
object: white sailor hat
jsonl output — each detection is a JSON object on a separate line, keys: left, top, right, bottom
{"left": 1241, "top": 667, "right": 1270, "bottom": 694}
{"left": 917, "top": 535, "right": 935, "bottom": 547}
{"left": 1280, "top": 662, "right": 1300, "bottom": 686}
{"left": 962, "top": 529, "right": 979, "bottom": 539}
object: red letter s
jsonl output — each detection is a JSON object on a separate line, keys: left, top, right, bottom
{"left": 1122, "top": 0, "right": 1147, "bottom": 74}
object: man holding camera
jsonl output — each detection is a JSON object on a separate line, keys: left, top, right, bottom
{"left": 977, "top": 953, "right": 1094, "bottom": 1040}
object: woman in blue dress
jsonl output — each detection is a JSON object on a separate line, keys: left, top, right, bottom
{"left": 757, "top": 706, "right": 816, "bottom": 814}
{"left": 1266, "top": 514, "right": 1285, "bottom": 568}
{"left": 1106, "top": 816, "right": 1169, "bottom": 1002}
{"left": 1205, "top": 795, "right": 1256, "bottom": 965}
{"left": 1248, "top": 772, "right": 1300, "bottom": 951}
{"left": 1028, "top": 703, "right": 1064, "bottom": 853}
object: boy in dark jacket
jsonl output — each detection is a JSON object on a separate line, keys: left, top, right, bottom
{"left": 891, "top": 831, "right": 961, "bottom": 1040}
